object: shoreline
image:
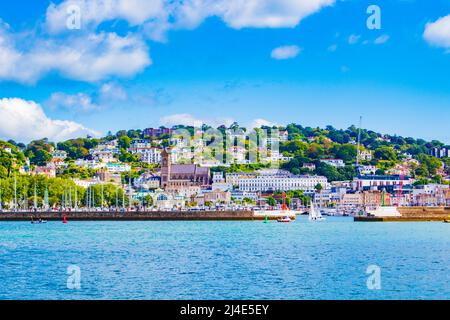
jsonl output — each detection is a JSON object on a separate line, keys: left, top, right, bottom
{"left": 0, "top": 210, "right": 296, "bottom": 221}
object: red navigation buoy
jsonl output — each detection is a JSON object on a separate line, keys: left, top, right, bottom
{"left": 63, "top": 214, "right": 68, "bottom": 224}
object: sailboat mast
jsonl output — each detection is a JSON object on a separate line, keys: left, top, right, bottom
{"left": 14, "top": 173, "right": 17, "bottom": 211}
{"left": 34, "top": 183, "right": 37, "bottom": 209}
{"left": 356, "top": 116, "right": 362, "bottom": 169}
{"left": 129, "top": 174, "right": 132, "bottom": 210}
{"left": 75, "top": 187, "right": 78, "bottom": 210}
{"left": 115, "top": 187, "right": 118, "bottom": 209}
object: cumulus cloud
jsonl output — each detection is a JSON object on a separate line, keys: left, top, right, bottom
{"left": 374, "top": 34, "right": 390, "bottom": 45}
{"left": 99, "top": 82, "right": 128, "bottom": 102}
{"left": 1, "top": 0, "right": 333, "bottom": 84}
{"left": 423, "top": 14, "right": 450, "bottom": 49}
{"left": 271, "top": 45, "right": 301, "bottom": 60}
{"left": 0, "top": 98, "right": 99, "bottom": 142}
{"left": 46, "top": 92, "right": 100, "bottom": 112}
{"left": 160, "top": 114, "right": 281, "bottom": 130}
{"left": 46, "top": 0, "right": 335, "bottom": 41}
{"left": 46, "top": 0, "right": 167, "bottom": 33}
{"left": 0, "top": 25, "right": 151, "bottom": 84}
{"left": 160, "top": 113, "right": 235, "bottom": 128}
{"left": 248, "top": 118, "right": 278, "bottom": 129}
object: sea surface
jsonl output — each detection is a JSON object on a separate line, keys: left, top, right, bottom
{"left": 0, "top": 217, "right": 448, "bottom": 300}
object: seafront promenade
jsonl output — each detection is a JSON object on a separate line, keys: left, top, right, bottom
{"left": 0, "top": 210, "right": 296, "bottom": 221}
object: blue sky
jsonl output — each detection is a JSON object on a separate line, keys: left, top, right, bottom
{"left": 0, "top": 0, "right": 449, "bottom": 143}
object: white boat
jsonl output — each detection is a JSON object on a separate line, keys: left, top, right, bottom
{"left": 309, "top": 201, "right": 326, "bottom": 221}
{"left": 277, "top": 216, "right": 292, "bottom": 223}
{"left": 320, "top": 208, "right": 337, "bottom": 216}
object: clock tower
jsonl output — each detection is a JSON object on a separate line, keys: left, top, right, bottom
{"left": 161, "top": 148, "right": 172, "bottom": 188}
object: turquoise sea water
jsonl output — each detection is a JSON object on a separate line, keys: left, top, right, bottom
{"left": 0, "top": 217, "right": 448, "bottom": 300}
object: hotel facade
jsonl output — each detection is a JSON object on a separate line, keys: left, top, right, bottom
{"left": 237, "top": 170, "right": 328, "bottom": 193}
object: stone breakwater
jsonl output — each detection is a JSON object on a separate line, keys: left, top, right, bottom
{"left": 0, "top": 211, "right": 295, "bottom": 221}
{"left": 355, "top": 207, "right": 450, "bottom": 222}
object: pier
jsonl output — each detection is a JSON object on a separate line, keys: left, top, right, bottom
{"left": 354, "top": 207, "right": 450, "bottom": 222}
{"left": 0, "top": 210, "right": 296, "bottom": 221}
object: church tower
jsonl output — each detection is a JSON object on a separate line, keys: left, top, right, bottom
{"left": 161, "top": 147, "right": 172, "bottom": 188}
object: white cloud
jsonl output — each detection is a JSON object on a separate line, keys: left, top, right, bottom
{"left": 160, "top": 113, "right": 235, "bottom": 128}
{"left": 99, "top": 82, "right": 128, "bottom": 102}
{"left": 46, "top": 0, "right": 335, "bottom": 41}
{"left": 0, "top": 98, "right": 99, "bottom": 142}
{"left": 160, "top": 115, "right": 281, "bottom": 129}
{"left": 208, "top": 0, "right": 335, "bottom": 29}
{"left": 1, "top": 0, "right": 333, "bottom": 84}
{"left": 0, "top": 26, "right": 151, "bottom": 84}
{"left": 348, "top": 34, "right": 361, "bottom": 45}
{"left": 248, "top": 118, "right": 278, "bottom": 129}
{"left": 46, "top": 92, "right": 100, "bottom": 112}
{"left": 374, "top": 34, "right": 390, "bottom": 45}
{"left": 271, "top": 45, "right": 301, "bottom": 60}
{"left": 424, "top": 14, "right": 450, "bottom": 49}
{"left": 46, "top": 0, "right": 167, "bottom": 33}
{"left": 160, "top": 113, "right": 206, "bottom": 127}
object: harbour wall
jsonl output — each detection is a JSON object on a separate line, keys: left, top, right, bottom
{"left": 355, "top": 206, "right": 450, "bottom": 222}
{"left": 0, "top": 210, "right": 294, "bottom": 221}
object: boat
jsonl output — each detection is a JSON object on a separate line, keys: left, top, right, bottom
{"left": 258, "top": 192, "right": 295, "bottom": 223}
{"left": 320, "top": 208, "right": 337, "bottom": 216}
{"left": 309, "top": 200, "right": 326, "bottom": 221}
{"left": 277, "top": 216, "right": 292, "bottom": 223}
{"left": 31, "top": 219, "right": 47, "bottom": 224}
{"left": 444, "top": 220, "right": 450, "bottom": 223}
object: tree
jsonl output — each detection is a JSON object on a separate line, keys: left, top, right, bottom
{"left": 119, "top": 136, "right": 131, "bottom": 150}
{"left": 33, "top": 149, "right": 52, "bottom": 166}
{"left": 332, "top": 144, "right": 357, "bottom": 163}
{"left": 374, "top": 146, "right": 397, "bottom": 161}
{"left": 315, "top": 183, "right": 323, "bottom": 193}
{"left": 143, "top": 195, "right": 154, "bottom": 207}
{"left": 243, "top": 197, "right": 255, "bottom": 205}
{"left": 266, "top": 196, "right": 276, "bottom": 207}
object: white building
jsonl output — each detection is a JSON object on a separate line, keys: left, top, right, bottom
{"left": 90, "top": 150, "right": 117, "bottom": 162}
{"left": 51, "top": 150, "right": 68, "bottom": 161}
{"left": 74, "top": 159, "right": 104, "bottom": 170}
{"left": 106, "top": 162, "right": 131, "bottom": 173}
{"left": 0, "top": 146, "right": 12, "bottom": 154}
{"left": 129, "top": 147, "right": 162, "bottom": 164}
{"left": 358, "top": 165, "right": 377, "bottom": 175}
{"left": 238, "top": 170, "right": 329, "bottom": 193}
{"left": 212, "top": 172, "right": 225, "bottom": 183}
{"left": 279, "top": 130, "right": 289, "bottom": 142}
{"left": 359, "top": 150, "right": 373, "bottom": 161}
{"left": 303, "top": 163, "right": 316, "bottom": 170}
{"left": 130, "top": 139, "right": 152, "bottom": 149}
{"left": 353, "top": 175, "right": 414, "bottom": 192}
{"left": 262, "top": 150, "right": 293, "bottom": 163}
{"left": 226, "top": 172, "right": 257, "bottom": 186}
{"left": 321, "top": 159, "right": 345, "bottom": 168}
